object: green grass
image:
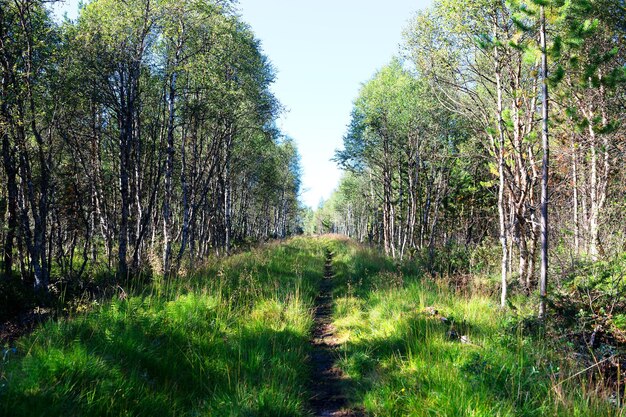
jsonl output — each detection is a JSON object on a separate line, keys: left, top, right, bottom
{"left": 1, "top": 237, "right": 622, "bottom": 416}
{"left": 328, "top": 240, "right": 622, "bottom": 417}
{"left": 0, "top": 237, "right": 328, "bottom": 417}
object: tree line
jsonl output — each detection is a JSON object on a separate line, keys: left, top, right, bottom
{"left": 314, "top": 0, "right": 625, "bottom": 311}
{"left": 0, "top": 0, "right": 302, "bottom": 296}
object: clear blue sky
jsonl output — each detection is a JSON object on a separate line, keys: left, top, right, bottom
{"left": 52, "top": 0, "right": 432, "bottom": 208}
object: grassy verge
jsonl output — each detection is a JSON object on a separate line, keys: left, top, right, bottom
{"left": 329, "top": 240, "right": 621, "bottom": 417}
{"left": 2, "top": 237, "right": 622, "bottom": 416}
{"left": 0, "top": 237, "right": 328, "bottom": 417}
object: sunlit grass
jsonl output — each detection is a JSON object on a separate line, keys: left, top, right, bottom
{"left": 0, "top": 237, "right": 329, "bottom": 417}
{"left": 1, "top": 237, "right": 621, "bottom": 416}
{"left": 330, "top": 241, "right": 621, "bottom": 417}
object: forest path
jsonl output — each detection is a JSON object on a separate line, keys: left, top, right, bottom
{"left": 309, "top": 249, "right": 362, "bottom": 417}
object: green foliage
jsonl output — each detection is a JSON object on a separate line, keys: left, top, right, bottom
{"left": 330, "top": 55, "right": 494, "bottom": 253}
{"left": 2, "top": 238, "right": 625, "bottom": 416}
{"left": 0, "top": 237, "right": 326, "bottom": 417}
{"left": 0, "top": 0, "right": 303, "bottom": 295}
{"left": 330, "top": 240, "right": 622, "bottom": 416}
{"left": 336, "top": 58, "right": 430, "bottom": 172}
{"left": 552, "top": 255, "right": 626, "bottom": 337}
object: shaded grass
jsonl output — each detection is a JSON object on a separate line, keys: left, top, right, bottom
{"left": 0, "top": 237, "right": 330, "bottom": 417}
{"left": 329, "top": 240, "right": 622, "bottom": 417}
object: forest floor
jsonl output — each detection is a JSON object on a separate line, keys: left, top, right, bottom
{"left": 0, "top": 236, "right": 623, "bottom": 416}
{"left": 0, "top": 307, "right": 53, "bottom": 343}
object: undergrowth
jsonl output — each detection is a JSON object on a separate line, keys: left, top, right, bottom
{"left": 328, "top": 240, "right": 624, "bottom": 417}
{"left": 0, "top": 237, "right": 327, "bottom": 417}
{"left": 1, "top": 237, "right": 624, "bottom": 416}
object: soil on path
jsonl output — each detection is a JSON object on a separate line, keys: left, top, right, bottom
{"left": 309, "top": 249, "right": 363, "bottom": 417}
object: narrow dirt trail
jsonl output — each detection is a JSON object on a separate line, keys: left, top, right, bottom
{"left": 309, "top": 249, "right": 362, "bottom": 417}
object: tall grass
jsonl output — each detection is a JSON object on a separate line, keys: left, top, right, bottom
{"left": 0, "top": 237, "right": 328, "bottom": 417}
{"left": 329, "top": 240, "right": 622, "bottom": 417}
{"left": 1, "top": 237, "right": 621, "bottom": 416}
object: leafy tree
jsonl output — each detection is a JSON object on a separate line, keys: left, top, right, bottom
{"left": 0, "top": 0, "right": 303, "bottom": 303}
